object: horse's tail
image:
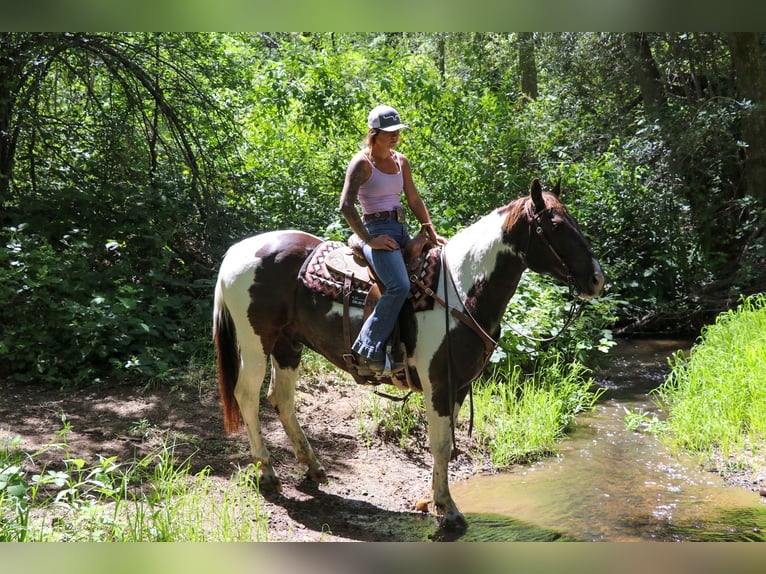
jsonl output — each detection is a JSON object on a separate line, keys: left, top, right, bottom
{"left": 213, "top": 277, "right": 242, "bottom": 434}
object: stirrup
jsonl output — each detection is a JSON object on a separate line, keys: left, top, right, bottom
{"left": 381, "top": 353, "right": 405, "bottom": 376}
{"left": 351, "top": 353, "right": 384, "bottom": 376}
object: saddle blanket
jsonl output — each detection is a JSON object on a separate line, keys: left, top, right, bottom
{"left": 298, "top": 240, "right": 441, "bottom": 312}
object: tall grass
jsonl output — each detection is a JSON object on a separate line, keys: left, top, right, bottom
{"left": 653, "top": 294, "right": 766, "bottom": 463}
{"left": 0, "top": 433, "right": 268, "bottom": 542}
{"left": 472, "top": 356, "right": 603, "bottom": 466}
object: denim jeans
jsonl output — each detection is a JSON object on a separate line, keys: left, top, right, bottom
{"left": 352, "top": 218, "right": 411, "bottom": 363}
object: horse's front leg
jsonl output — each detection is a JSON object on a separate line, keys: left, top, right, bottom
{"left": 421, "top": 392, "right": 466, "bottom": 529}
{"left": 268, "top": 358, "right": 327, "bottom": 483}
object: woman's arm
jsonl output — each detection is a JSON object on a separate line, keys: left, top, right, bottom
{"left": 339, "top": 153, "right": 373, "bottom": 243}
{"left": 400, "top": 153, "right": 447, "bottom": 245}
{"left": 339, "top": 153, "right": 398, "bottom": 251}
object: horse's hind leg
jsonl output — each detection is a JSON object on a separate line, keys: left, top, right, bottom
{"left": 268, "top": 355, "right": 327, "bottom": 483}
{"left": 233, "top": 333, "right": 282, "bottom": 491}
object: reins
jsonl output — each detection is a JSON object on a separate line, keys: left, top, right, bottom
{"left": 442, "top": 254, "right": 459, "bottom": 459}
{"left": 372, "top": 388, "right": 413, "bottom": 402}
{"left": 410, "top": 249, "right": 490, "bottom": 457}
{"left": 500, "top": 296, "right": 586, "bottom": 344}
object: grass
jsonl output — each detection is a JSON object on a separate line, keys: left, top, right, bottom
{"left": 358, "top": 391, "right": 427, "bottom": 452}
{"left": 471, "top": 356, "right": 603, "bottom": 466}
{"left": 0, "top": 429, "right": 268, "bottom": 542}
{"left": 651, "top": 293, "right": 766, "bottom": 467}
{"left": 358, "top": 354, "right": 603, "bottom": 467}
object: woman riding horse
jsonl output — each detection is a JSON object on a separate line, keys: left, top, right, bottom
{"left": 214, "top": 177, "right": 604, "bottom": 529}
{"left": 339, "top": 105, "right": 447, "bottom": 376}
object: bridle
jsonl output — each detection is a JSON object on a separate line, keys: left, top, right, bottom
{"left": 527, "top": 208, "right": 577, "bottom": 293}
{"left": 508, "top": 206, "right": 587, "bottom": 343}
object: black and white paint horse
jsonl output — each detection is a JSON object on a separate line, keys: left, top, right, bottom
{"left": 213, "top": 178, "right": 604, "bottom": 528}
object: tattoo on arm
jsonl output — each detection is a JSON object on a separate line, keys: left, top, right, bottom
{"left": 340, "top": 160, "right": 372, "bottom": 242}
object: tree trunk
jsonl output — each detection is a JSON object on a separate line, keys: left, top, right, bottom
{"left": 727, "top": 33, "right": 766, "bottom": 207}
{"left": 518, "top": 32, "right": 538, "bottom": 100}
{"left": 436, "top": 33, "right": 446, "bottom": 85}
{"left": 0, "top": 38, "right": 24, "bottom": 201}
{"left": 623, "top": 32, "right": 666, "bottom": 121}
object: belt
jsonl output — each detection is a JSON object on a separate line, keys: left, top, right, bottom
{"left": 363, "top": 210, "right": 398, "bottom": 221}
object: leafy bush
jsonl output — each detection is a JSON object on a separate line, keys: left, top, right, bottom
{"left": 0, "top": 185, "right": 213, "bottom": 386}
{"left": 490, "top": 272, "right": 622, "bottom": 371}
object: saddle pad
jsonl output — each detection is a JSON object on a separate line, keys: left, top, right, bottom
{"left": 410, "top": 246, "right": 440, "bottom": 312}
{"left": 299, "top": 241, "right": 369, "bottom": 307}
{"left": 298, "top": 240, "right": 441, "bottom": 311}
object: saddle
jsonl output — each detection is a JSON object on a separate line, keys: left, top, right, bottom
{"left": 298, "top": 230, "right": 440, "bottom": 388}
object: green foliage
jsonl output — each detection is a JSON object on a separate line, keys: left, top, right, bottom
{"left": 472, "top": 355, "right": 604, "bottom": 467}
{"left": 0, "top": 185, "right": 213, "bottom": 386}
{"left": 491, "top": 272, "right": 622, "bottom": 371}
{"left": 652, "top": 294, "right": 766, "bottom": 464}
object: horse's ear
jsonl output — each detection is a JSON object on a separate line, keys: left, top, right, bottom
{"left": 552, "top": 177, "right": 561, "bottom": 198}
{"left": 530, "top": 178, "right": 545, "bottom": 212}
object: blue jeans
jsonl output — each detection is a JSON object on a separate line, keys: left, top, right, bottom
{"left": 352, "top": 218, "right": 411, "bottom": 363}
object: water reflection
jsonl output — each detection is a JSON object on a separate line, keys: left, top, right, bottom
{"left": 451, "top": 339, "right": 766, "bottom": 542}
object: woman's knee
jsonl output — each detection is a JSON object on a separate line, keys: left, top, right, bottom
{"left": 386, "top": 275, "right": 410, "bottom": 299}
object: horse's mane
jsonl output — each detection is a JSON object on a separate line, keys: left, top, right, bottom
{"left": 500, "top": 192, "right": 563, "bottom": 237}
{"left": 500, "top": 196, "right": 531, "bottom": 234}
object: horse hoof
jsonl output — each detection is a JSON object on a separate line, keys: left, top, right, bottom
{"left": 258, "top": 474, "right": 283, "bottom": 493}
{"left": 439, "top": 510, "right": 467, "bottom": 531}
{"left": 306, "top": 466, "right": 328, "bottom": 484}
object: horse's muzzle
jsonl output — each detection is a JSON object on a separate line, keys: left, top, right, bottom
{"left": 578, "top": 260, "right": 605, "bottom": 300}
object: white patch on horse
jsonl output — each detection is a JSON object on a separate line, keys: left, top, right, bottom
{"left": 216, "top": 237, "right": 267, "bottom": 332}
{"left": 442, "top": 209, "right": 512, "bottom": 302}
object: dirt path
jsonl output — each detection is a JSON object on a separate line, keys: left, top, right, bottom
{"left": 0, "top": 372, "right": 481, "bottom": 542}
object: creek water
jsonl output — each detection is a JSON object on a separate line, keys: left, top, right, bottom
{"left": 448, "top": 339, "right": 766, "bottom": 542}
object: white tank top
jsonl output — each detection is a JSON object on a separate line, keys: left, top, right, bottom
{"left": 358, "top": 152, "right": 403, "bottom": 214}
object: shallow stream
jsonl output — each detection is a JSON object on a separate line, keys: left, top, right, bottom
{"left": 448, "top": 339, "right": 766, "bottom": 542}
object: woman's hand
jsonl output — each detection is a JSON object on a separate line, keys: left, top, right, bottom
{"left": 422, "top": 223, "right": 448, "bottom": 246}
{"left": 367, "top": 235, "right": 399, "bottom": 251}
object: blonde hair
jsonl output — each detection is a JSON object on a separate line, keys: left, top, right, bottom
{"left": 365, "top": 128, "right": 380, "bottom": 148}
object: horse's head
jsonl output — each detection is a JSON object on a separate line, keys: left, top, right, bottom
{"left": 512, "top": 178, "right": 604, "bottom": 300}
